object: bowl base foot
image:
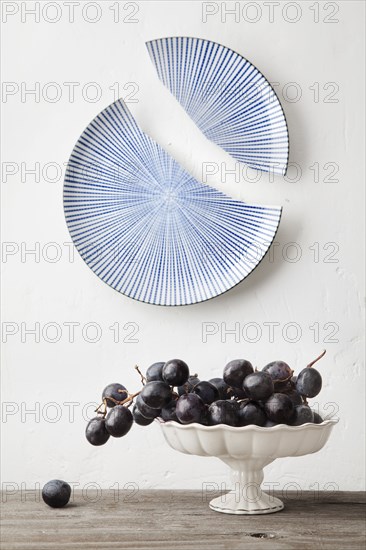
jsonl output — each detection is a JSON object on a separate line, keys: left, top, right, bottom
{"left": 209, "top": 491, "right": 284, "bottom": 515}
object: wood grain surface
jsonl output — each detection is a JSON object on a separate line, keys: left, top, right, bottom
{"left": 1, "top": 490, "right": 365, "bottom": 550}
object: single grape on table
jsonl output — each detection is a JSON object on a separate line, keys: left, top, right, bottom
{"left": 85, "top": 352, "right": 328, "bottom": 447}
{"left": 42, "top": 480, "right": 71, "bottom": 508}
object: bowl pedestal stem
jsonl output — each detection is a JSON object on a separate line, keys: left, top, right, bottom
{"left": 209, "top": 458, "right": 284, "bottom": 515}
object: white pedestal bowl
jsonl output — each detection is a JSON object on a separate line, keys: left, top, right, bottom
{"left": 159, "top": 419, "right": 338, "bottom": 515}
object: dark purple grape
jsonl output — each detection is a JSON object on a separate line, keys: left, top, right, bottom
{"left": 208, "top": 378, "right": 234, "bottom": 400}
{"left": 160, "top": 400, "right": 178, "bottom": 422}
{"left": 291, "top": 405, "right": 314, "bottom": 426}
{"left": 85, "top": 417, "right": 110, "bottom": 446}
{"left": 313, "top": 412, "right": 323, "bottom": 424}
{"left": 262, "top": 361, "right": 293, "bottom": 389}
{"left": 132, "top": 405, "right": 154, "bottom": 426}
{"left": 199, "top": 407, "right": 210, "bottom": 426}
{"left": 135, "top": 395, "right": 161, "bottom": 419}
{"left": 278, "top": 380, "right": 294, "bottom": 393}
{"left": 238, "top": 402, "right": 266, "bottom": 427}
{"left": 285, "top": 390, "right": 303, "bottom": 406}
{"left": 296, "top": 367, "right": 322, "bottom": 398}
{"left": 105, "top": 405, "right": 133, "bottom": 437}
{"left": 146, "top": 362, "right": 165, "bottom": 382}
{"left": 162, "top": 359, "right": 189, "bottom": 387}
{"left": 243, "top": 372, "right": 274, "bottom": 401}
{"left": 102, "top": 383, "right": 128, "bottom": 407}
{"left": 192, "top": 381, "right": 219, "bottom": 405}
{"left": 175, "top": 394, "right": 205, "bottom": 424}
{"left": 140, "top": 381, "right": 172, "bottom": 409}
{"left": 208, "top": 400, "right": 239, "bottom": 426}
{"left": 177, "top": 375, "right": 200, "bottom": 396}
{"left": 264, "top": 393, "right": 294, "bottom": 424}
{"left": 42, "top": 480, "right": 71, "bottom": 508}
{"left": 223, "top": 359, "right": 253, "bottom": 388}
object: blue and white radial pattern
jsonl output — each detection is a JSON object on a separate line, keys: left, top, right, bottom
{"left": 146, "top": 37, "right": 289, "bottom": 176}
{"left": 64, "top": 99, "right": 282, "bottom": 306}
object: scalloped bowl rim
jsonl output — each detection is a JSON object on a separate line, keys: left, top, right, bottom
{"left": 158, "top": 418, "right": 339, "bottom": 432}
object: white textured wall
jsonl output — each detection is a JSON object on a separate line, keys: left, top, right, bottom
{"left": 1, "top": 0, "right": 365, "bottom": 495}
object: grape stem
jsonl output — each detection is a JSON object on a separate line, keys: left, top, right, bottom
{"left": 95, "top": 398, "right": 108, "bottom": 417}
{"left": 113, "top": 391, "right": 141, "bottom": 406}
{"left": 95, "top": 391, "right": 142, "bottom": 415}
{"left": 181, "top": 374, "right": 199, "bottom": 395}
{"left": 272, "top": 370, "right": 294, "bottom": 385}
{"left": 236, "top": 398, "right": 250, "bottom": 405}
{"left": 135, "top": 365, "right": 146, "bottom": 385}
{"left": 307, "top": 349, "right": 326, "bottom": 368}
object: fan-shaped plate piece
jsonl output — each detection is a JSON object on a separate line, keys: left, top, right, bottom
{"left": 64, "top": 100, "right": 281, "bottom": 305}
{"left": 146, "top": 36, "right": 289, "bottom": 175}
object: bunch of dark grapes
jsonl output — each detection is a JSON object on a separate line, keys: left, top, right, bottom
{"left": 85, "top": 352, "right": 326, "bottom": 446}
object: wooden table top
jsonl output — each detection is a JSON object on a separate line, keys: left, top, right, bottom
{"left": 1, "top": 490, "right": 365, "bottom": 549}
